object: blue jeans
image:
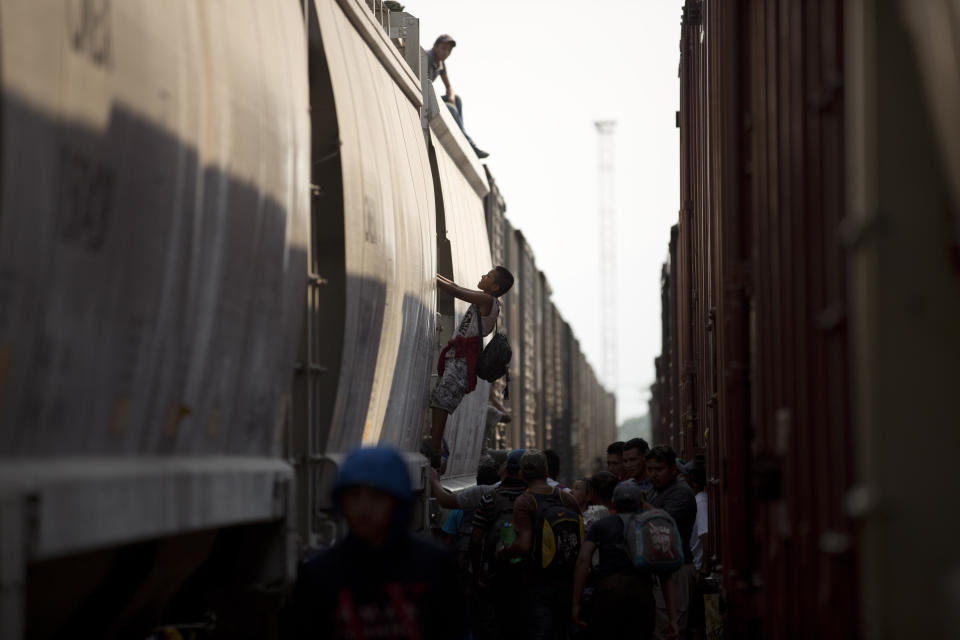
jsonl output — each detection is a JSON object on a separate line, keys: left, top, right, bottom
{"left": 442, "top": 94, "right": 478, "bottom": 150}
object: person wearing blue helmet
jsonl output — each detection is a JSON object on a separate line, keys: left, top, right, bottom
{"left": 285, "top": 445, "right": 466, "bottom": 639}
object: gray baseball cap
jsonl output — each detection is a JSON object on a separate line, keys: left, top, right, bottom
{"left": 520, "top": 449, "right": 547, "bottom": 478}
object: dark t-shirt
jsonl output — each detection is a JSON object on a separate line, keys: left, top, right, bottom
{"left": 426, "top": 48, "right": 447, "bottom": 82}
{"left": 472, "top": 477, "right": 527, "bottom": 535}
{"left": 513, "top": 487, "right": 582, "bottom": 584}
{"left": 512, "top": 486, "right": 581, "bottom": 529}
{"left": 646, "top": 477, "right": 697, "bottom": 563}
{"left": 286, "top": 533, "right": 466, "bottom": 639}
{"left": 586, "top": 514, "right": 655, "bottom": 589}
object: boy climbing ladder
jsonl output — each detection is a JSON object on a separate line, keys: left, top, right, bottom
{"left": 424, "top": 267, "right": 514, "bottom": 469}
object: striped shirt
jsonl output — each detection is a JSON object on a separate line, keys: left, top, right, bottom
{"left": 471, "top": 478, "right": 527, "bottom": 534}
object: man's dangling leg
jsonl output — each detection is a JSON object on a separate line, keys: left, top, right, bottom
{"left": 431, "top": 406, "right": 449, "bottom": 455}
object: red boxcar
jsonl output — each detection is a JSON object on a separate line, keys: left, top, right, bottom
{"left": 656, "top": 1, "right": 960, "bottom": 638}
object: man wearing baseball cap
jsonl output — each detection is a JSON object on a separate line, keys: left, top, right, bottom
{"left": 426, "top": 34, "right": 489, "bottom": 159}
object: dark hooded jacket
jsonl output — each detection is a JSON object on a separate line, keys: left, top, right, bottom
{"left": 285, "top": 446, "right": 466, "bottom": 639}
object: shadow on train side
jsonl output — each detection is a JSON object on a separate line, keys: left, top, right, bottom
{"left": 0, "top": 94, "right": 306, "bottom": 458}
{"left": 298, "top": 12, "right": 439, "bottom": 460}
{"left": 293, "top": 272, "right": 436, "bottom": 452}
{"left": 0, "top": 94, "right": 306, "bottom": 637}
{"left": 381, "top": 291, "right": 435, "bottom": 450}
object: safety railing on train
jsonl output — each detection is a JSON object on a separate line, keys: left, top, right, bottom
{"left": 363, "top": 0, "right": 420, "bottom": 72}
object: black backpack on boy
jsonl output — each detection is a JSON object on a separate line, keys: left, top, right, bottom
{"left": 474, "top": 303, "right": 512, "bottom": 383}
{"left": 476, "top": 332, "right": 511, "bottom": 382}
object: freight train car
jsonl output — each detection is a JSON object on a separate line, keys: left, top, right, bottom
{"left": 295, "top": 0, "right": 503, "bottom": 503}
{"left": 0, "top": 2, "right": 310, "bottom": 637}
{"left": 652, "top": 1, "right": 960, "bottom": 638}
{"left": 0, "top": 0, "right": 493, "bottom": 634}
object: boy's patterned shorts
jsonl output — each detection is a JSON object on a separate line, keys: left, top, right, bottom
{"left": 430, "top": 357, "right": 470, "bottom": 414}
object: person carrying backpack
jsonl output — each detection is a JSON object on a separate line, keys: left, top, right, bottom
{"left": 425, "top": 268, "right": 514, "bottom": 471}
{"left": 470, "top": 448, "right": 528, "bottom": 640}
{"left": 285, "top": 445, "right": 467, "bottom": 639}
{"left": 644, "top": 445, "right": 697, "bottom": 638}
{"left": 498, "top": 449, "right": 583, "bottom": 640}
{"left": 570, "top": 482, "right": 679, "bottom": 640}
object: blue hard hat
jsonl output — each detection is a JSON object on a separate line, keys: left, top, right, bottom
{"left": 505, "top": 448, "right": 526, "bottom": 472}
{"left": 331, "top": 445, "right": 413, "bottom": 507}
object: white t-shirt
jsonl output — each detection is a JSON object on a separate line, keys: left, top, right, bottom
{"left": 583, "top": 504, "right": 611, "bottom": 533}
{"left": 691, "top": 490, "right": 709, "bottom": 569}
{"left": 454, "top": 299, "right": 500, "bottom": 339}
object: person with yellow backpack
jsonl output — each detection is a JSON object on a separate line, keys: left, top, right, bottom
{"left": 498, "top": 449, "right": 584, "bottom": 639}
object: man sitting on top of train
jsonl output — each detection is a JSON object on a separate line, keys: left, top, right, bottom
{"left": 424, "top": 267, "right": 514, "bottom": 469}
{"left": 426, "top": 34, "right": 490, "bottom": 159}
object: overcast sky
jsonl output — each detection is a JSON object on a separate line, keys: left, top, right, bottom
{"left": 410, "top": 0, "right": 683, "bottom": 423}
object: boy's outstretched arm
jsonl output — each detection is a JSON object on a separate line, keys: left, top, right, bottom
{"left": 437, "top": 274, "right": 493, "bottom": 315}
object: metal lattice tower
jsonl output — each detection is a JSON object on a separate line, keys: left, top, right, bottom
{"left": 595, "top": 120, "right": 617, "bottom": 391}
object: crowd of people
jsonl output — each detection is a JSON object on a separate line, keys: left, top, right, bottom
{"left": 285, "top": 439, "right": 713, "bottom": 640}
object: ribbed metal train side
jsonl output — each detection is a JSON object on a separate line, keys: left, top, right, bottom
{"left": 296, "top": 0, "right": 438, "bottom": 548}
{"left": 500, "top": 219, "right": 523, "bottom": 449}
{"left": 846, "top": 2, "right": 960, "bottom": 637}
{"left": 517, "top": 232, "right": 539, "bottom": 446}
{"left": 535, "top": 272, "right": 549, "bottom": 448}
{"left": 555, "top": 320, "right": 576, "bottom": 485}
{"left": 544, "top": 298, "right": 569, "bottom": 481}
{"left": 737, "top": 2, "right": 855, "bottom": 635}
{"left": 658, "top": 1, "right": 858, "bottom": 637}
{"left": 569, "top": 340, "right": 586, "bottom": 475}
{"left": 0, "top": 1, "right": 311, "bottom": 636}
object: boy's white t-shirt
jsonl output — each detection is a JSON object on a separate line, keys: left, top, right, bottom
{"left": 453, "top": 299, "right": 500, "bottom": 340}
{"left": 691, "top": 490, "right": 708, "bottom": 569}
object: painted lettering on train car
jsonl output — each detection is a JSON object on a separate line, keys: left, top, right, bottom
{"left": 67, "top": 0, "right": 111, "bottom": 68}
{"left": 57, "top": 146, "right": 115, "bottom": 251}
